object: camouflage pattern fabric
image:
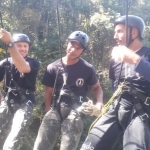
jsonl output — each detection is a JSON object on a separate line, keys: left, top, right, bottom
{"left": 0, "top": 100, "right": 33, "bottom": 150}
{"left": 33, "top": 107, "right": 84, "bottom": 150}
{"left": 0, "top": 101, "right": 12, "bottom": 134}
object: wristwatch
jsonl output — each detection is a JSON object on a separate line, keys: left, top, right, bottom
{"left": 7, "top": 42, "right": 15, "bottom": 48}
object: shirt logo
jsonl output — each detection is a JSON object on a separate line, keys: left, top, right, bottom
{"left": 76, "top": 78, "right": 84, "bottom": 87}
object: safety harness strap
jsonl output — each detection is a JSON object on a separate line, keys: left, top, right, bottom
{"left": 54, "top": 64, "right": 85, "bottom": 122}
{"left": 128, "top": 83, "right": 150, "bottom": 126}
{"left": 54, "top": 64, "right": 85, "bottom": 104}
{"left": 133, "top": 90, "right": 150, "bottom": 106}
{"left": 19, "top": 88, "right": 34, "bottom": 95}
{"left": 56, "top": 85, "right": 84, "bottom": 122}
{"left": 3, "top": 62, "right": 33, "bottom": 114}
{"left": 132, "top": 96, "right": 149, "bottom": 122}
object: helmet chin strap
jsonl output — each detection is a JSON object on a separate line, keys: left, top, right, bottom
{"left": 127, "top": 27, "right": 133, "bottom": 47}
{"left": 127, "top": 26, "right": 139, "bottom": 47}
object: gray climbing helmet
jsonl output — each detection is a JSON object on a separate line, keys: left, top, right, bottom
{"left": 114, "top": 15, "right": 145, "bottom": 39}
{"left": 68, "top": 31, "right": 89, "bottom": 50}
{"left": 13, "top": 33, "right": 31, "bottom": 44}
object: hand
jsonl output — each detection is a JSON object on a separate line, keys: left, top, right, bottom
{"left": 0, "top": 28, "right": 13, "bottom": 44}
{"left": 77, "top": 100, "right": 103, "bottom": 117}
{"left": 111, "top": 46, "right": 140, "bottom": 64}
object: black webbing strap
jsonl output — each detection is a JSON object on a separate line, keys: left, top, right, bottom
{"left": 3, "top": 61, "right": 33, "bottom": 114}
{"left": 56, "top": 85, "right": 82, "bottom": 122}
{"left": 59, "top": 65, "right": 84, "bottom": 107}
{"left": 54, "top": 64, "right": 81, "bottom": 120}
{"left": 129, "top": 83, "right": 150, "bottom": 125}
{"left": 52, "top": 67, "right": 64, "bottom": 122}
{"left": 52, "top": 67, "right": 61, "bottom": 108}
{"left": 54, "top": 62, "right": 88, "bottom": 122}
{"left": 67, "top": 86, "right": 83, "bottom": 109}
{"left": 19, "top": 88, "right": 34, "bottom": 95}
{"left": 59, "top": 82, "right": 84, "bottom": 109}
{"left": 133, "top": 96, "right": 149, "bottom": 122}
{"left": 133, "top": 90, "right": 150, "bottom": 106}
{"left": 56, "top": 87, "right": 65, "bottom": 122}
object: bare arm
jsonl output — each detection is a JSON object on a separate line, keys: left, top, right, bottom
{"left": 0, "top": 28, "right": 31, "bottom": 73}
{"left": 91, "top": 81, "right": 103, "bottom": 110}
{"left": 8, "top": 46, "right": 31, "bottom": 73}
{"left": 45, "top": 86, "right": 54, "bottom": 112}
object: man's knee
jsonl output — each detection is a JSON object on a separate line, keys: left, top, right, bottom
{"left": 62, "top": 111, "right": 83, "bottom": 133}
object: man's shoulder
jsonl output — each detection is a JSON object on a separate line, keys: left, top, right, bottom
{"left": 79, "top": 58, "right": 94, "bottom": 68}
{"left": 138, "top": 46, "right": 150, "bottom": 55}
{"left": 109, "top": 58, "right": 120, "bottom": 66}
{"left": 26, "top": 57, "right": 40, "bottom": 71}
{"left": 47, "top": 59, "right": 61, "bottom": 70}
{"left": 0, "top": 57, "right": 13, "bottom": 66}
{"left": 26, "top": 57, "right": 40, "bottom": 64}
{"left": 142, "top": 46, "right": 150, "bottom": 50}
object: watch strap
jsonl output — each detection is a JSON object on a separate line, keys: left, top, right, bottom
{"left": 7, "top": 42, "right": 15, "bottom": 48}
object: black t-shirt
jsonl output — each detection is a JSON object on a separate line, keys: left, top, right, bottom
{"left": 0, "top": 57, "right": 40, "bottom": 103}
{"left": 109, "top": 46, "right": 150, "bottom": 106}
{"left": 42, "top": 58, "right": 98, "bottom": 105}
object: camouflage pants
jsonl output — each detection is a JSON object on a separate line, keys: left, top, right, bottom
{"left": 33, "top": 107, "right": 84, "bottom": 150}
{"left": 0, "top": 100, "right": 33, "bottom": 150}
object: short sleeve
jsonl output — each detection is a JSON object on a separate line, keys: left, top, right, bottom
{"left": 42, "top": 64, "right": 56, "bottom": 87}
{"left": 28, "top": 58, "right": 40, "bottom": 73}
{"left": 87, "top": 66, "right": 98, "bottom": 86}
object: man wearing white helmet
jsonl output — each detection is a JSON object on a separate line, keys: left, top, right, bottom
{"left": 0, "top": 29, "right": 40, "bottom": 150}
{"left": 33, "top": 31, "right": 103, "bottom": 150}
{"left": 81, "top": 15, "right": 150, "bottom": 150}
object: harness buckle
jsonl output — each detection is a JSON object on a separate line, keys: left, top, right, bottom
{"left": 144, "top": 97, "right": 150, "bottom": 106}
{"left": 140, "top": 113, "right": 149, "bottom": 121}
{"left": 25, "top": 100, "right": 33, "bottom": 108}
{"left": 10, "top": 99, "right": 14, "bottom": 104}
{"left": 26, "top": 89, "right": 29, "bottom": 94}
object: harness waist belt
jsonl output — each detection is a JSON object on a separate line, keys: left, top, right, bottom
{"left": 21, "top": 88, "right": 34, "bottom": 95}
{"left": 122, "top": 88, "right": 150, "bottom": 106}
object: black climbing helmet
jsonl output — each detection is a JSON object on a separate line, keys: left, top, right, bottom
{"left": 68, "top": 31, "right": 89, "bottom": 50}
{"left": 114, "top": 15, "right": 145, "bottom": 40}
{"left": 13, "top": 33, "right": 31, "bottom": 44}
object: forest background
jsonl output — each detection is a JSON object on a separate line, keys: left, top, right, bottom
{"left": 0, "top": 0, "right": 150, "bottom": 149}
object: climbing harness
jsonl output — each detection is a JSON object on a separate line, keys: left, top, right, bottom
{"left": 54, "top": 1, "right": 85, "bottom": 121}
{"left": 52, "top": 64, "right": 86, "bottom": 122}
{"left": 0, "top": 12, "right": 33, "bottom": 114}
{"left": 89, "top": 0, "right": 133, "bottom": 132}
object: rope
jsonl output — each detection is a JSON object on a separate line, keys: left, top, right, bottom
{"left": 88, "top": 82, "right": 125, "bottom": 132}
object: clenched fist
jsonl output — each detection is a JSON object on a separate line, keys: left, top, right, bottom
{"left": 0, "top": 28, "right": 13, "bottom": 44}
{"left": 111, "top": 46, "right": 140, "bottom": 64}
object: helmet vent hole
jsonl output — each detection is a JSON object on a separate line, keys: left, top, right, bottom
{"left": 76, "top": 34, "right": 79, "bottom": 36}
{"left": 82, "top": 37, "right": 85, "bottom": 40}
